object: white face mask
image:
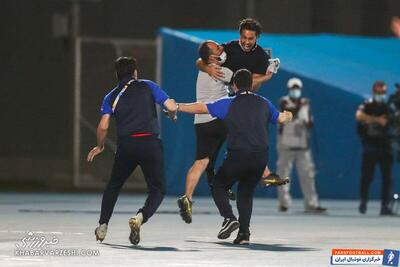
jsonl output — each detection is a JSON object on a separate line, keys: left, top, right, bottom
{"left": 216, "top": 51, "right": 227, "bottom": 64}
{"left": 373, "top": 93, "right": 387, "bottom": 103}
{"left": 289, "top": 89, "right": 301, "bottom": 99}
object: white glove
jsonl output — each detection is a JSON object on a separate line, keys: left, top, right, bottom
{"left": 267, "top": 58, "right": 280, "bottom": 74}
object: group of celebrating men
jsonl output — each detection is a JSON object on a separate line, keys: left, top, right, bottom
{"left": 87, "top": 18, "right": 331, "bottom": 246}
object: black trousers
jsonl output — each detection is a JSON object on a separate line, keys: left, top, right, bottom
{"left": 205, "top": 138, "right": 225, "bottom": 187}
{"left": 212, "top": 150, "right": 267, "bottom": 234}
{"left": 99, "top": 136, "right": 165, "bottom": 225}
{"left": 360, "top": 145, "right": 393, "bottom": 207}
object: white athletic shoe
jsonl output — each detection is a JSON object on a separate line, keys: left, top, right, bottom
{"left": 94, "top": 223, "right": 108, "bottom": 242}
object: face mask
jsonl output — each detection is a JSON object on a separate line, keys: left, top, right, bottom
{"left": 373, "top": 94, "right": 387, "bottom": 103}
{"left": 216, "top": 51, "right": 227, "bottom": 64}
{"left": 289, "top": 89, "right": 301, "bottom": 99}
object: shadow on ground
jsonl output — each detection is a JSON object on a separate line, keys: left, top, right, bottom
{"left": 186, "top": 239, "right": 318, "bottom": 252}
{"left": 101, "top": 242, "right": 199, "bottom": 252}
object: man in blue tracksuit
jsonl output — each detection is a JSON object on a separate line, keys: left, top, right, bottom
{"left": 178, "top": 69, "right": 292, "bottom": 244}
{"left": 87, "top": 57, "right": 178, "bottom": 245}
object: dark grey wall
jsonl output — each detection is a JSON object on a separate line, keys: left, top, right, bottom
{"left": 1, "top": 0, "right": 72, "bottom": 156}
{"left": 0, "top": 0, "right": 399, "bottom": 187}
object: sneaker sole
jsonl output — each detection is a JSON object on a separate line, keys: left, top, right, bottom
{"left": 128, "top": 219, "right": 140, "bottom": 245}
{"left": 304, "top": 209, "right": 327, "bottom": 214}
{"left": 263, "top": 177, "right": 290, "bottom": 187}
{"left": 217, "top": 221, "right": 240, "bottom": 239}
{"left": 233, "top": 240, "right": 250, "bottom": 245}
{"left": 177, "top": 199, "right": 192, "bottom": 224}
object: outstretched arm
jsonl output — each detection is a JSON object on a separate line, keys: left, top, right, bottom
{"left": 178, "top": 102, "right": 209, "bottom": 114}
{"left": 87, "top": 115, "right": 110, "bottom": 162}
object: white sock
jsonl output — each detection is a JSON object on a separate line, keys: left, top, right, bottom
{"left": 136, "top": 212, "right": 143, "bottom": 225}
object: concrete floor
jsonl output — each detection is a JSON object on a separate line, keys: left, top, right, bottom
{"left": 0, "top": 193, "right": 399, "bottom": 267}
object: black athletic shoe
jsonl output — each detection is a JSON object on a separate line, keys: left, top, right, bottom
{"left": 217, "top": 218, "right": 240, "bottom": 239}
{"left": 177, "top": 195, "right": 192, "bottom": 224}
{"left": 228, "top": 189, "right": 236, "bottom": 201}
{"left": 359, "top": 202, "right": 367, "bottom": 214}
{"left": 304, "top": 206, "right": 327, "bottom": 213}
{"left": 279, "top": 206, "right": 288, "bottom": 212}
{"left": 233, "top": 232, "right": 250, "bottom": 245}
{"left": 380, "top": 206, "right": 394, "bottom": 216}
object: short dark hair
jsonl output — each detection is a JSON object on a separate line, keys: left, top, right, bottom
{"left": 232, "top": 69, "right": 252, "bottom": 91}
{"left": 239, "top": 18, "right": 262, "bottom": 37}
{"left": 198, "top": 41, "right": 212, "bottom": 64}
{"left": 372, "top": 80, "right": 386, "bottom": 92}
{"left": 115, "top": 57, "right": 137, "bottom": 81}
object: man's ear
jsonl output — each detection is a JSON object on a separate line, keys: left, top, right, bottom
{"left": 208, "top": 55, "right": 214, "bottom": 64}
{"left": 133, "top": 70, "right": 138, "bottom": 79}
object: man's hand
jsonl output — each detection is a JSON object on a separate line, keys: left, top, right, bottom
{"left": 206, "top": 65, "right": 225, "bottom": 80}
{"left": 264, "top": 71, "right": 274, "bottom": 78}
{"left": 163, "top": 99, "right": 178, "bottom": 122}
{"left": 163, "top": 109, "right": 178, "bottom": 122}
{"left": 87, "top": 146, "right": 104, "bottom": 162}
{"left": 278, "top": 110, "right": 293, "bottom": 124}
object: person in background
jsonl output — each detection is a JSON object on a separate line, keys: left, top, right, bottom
{"left": 356, "top": 80, "right": 394, "bottom": 215}
{"left": 276, "top": 78, "right": 326, "bottom": 213}
{"left": 389, "top": 83, "right": 400, "bottom": 163}
{"left": 391, "top": 17, "right": 400, "bottom": 38}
